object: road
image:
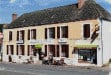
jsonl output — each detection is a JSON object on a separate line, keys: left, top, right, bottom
{"left": 0, "top": 62, "right": 110, "bottom": 75}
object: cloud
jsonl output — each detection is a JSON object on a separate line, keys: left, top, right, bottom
{"left": 10, "top": 0, "right": 16, "bottom": 3}
{"left": 105, "top": 0, "right": 111, "bottom": 4}
{"left": 8, "top": 0, "right": 31, "bottom": 8}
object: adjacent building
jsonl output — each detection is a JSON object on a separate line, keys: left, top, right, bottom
{"left": 3, "top": 0, "right": 111, "bottom": 66}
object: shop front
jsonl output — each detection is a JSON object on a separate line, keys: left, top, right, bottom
{"left": 74, "top": 45, "right": 98, "bottom": 65}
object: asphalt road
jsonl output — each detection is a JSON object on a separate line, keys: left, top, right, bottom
{"left": 0, "top": 62, "right": 110, "bottom": 75}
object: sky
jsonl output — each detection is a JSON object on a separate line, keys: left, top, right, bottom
{"left": 0, "top": 0, "right": 111, "bottom": 24}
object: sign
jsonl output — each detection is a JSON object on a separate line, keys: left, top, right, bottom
{"left": 16, "top": 40, "right": 24, "bottom": 44}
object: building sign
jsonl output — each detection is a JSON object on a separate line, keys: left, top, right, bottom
{"left": 16, "top": 40, "right": 24, "bottom": 44}
{"left": 58, "top": 38, "right": 67, "bottom": 43}
{"left": 29, "top": 39, "right": 54, "bottom": 44}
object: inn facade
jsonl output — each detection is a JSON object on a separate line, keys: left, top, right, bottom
{"left": 2, "top": 0, "right": 111, "bottom": 66}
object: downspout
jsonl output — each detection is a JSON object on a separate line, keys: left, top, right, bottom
{"left": 99, "top": 17, "right": 103, "bottom": 66}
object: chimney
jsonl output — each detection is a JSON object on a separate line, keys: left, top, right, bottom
{"left": 78, "top": 0, "right": 86, "bottom": 9}
{"left": 12, "top": 13, "right": 17, "bottom": 21}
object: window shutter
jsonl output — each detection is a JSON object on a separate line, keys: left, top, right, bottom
{"left": 7, "top": 45, "right": 8, "bottom": 55}
{"left": 17, "top": 45, "right": 18, "bottom": 55}
{"left": 28, "top": 45, "right": 29, "bottom": 56}
{"left": 22, "top": 30, "right": 24, "bottom": 40}
{"left": 45, "top": 45, "right": 47, "bottom": 56}
{"left": 57, "top": 27, "right": 60, "bottom": 38}
{"left": 53, "top": 28, "right": 55, "bottom": 38}
{"left": 9, "top": 31, "right": 12, "bottom": 41}
{"left": 17, "top": 31, "right": 19, "bottom": 40}
{"left": 57, "top": 45, "right": 59, "bottom": 57}
{"left": 11, "top": 45, "right": 14, "bottom": 55}
{"left": 33, "top": 29, "right": 36, "bottom": 39}
{"left": 22, "top": 45, "right": 24, "bottom": 55}
{"left": 66, "top": 45, "right": 69, "bottom": 58}
{"left": 28, "top": 30, "right": 30, "bottom": 40}
{"left": 66, "top": 26, "right": 68, "bottom": 38}
{"left": 45, "top": 28, "right": 47, "bottom": 39}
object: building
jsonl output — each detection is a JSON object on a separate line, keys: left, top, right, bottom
{"left": 0, "top": 24, "right": 5, "bottom": 61}
{"left": 3, "top": 0, "right": 111, "bottom": 66}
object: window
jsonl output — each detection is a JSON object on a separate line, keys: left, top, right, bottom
{"left": 28, "top": 29, "right": 36, "bottom": 40}
{"left": 45, "top": 45, "right": 59, "bottom": 57}
{"left": 61, "top": 26, "right": 68, "bottom": 38}
{"left": 17, "top": 45, "right": 24, "bottom": 55}
{"left": 17, "top": 30, "right": 25, "bottom": 41}
{"left": 45, "top": 27, "right": 55, "bottom": 39}
{"left": 49, "top": 45, "right": 55, "bottom": 57}
{"left": 83, "top": 24, "right": 90, "bottom": 39}
{"left": 28, "top": 45, "right": 35, "bottom": 56}
{"left": 9, "top": 31, "right": 12, "bottom": 41}
{"left": 49, "top": 28, "right": 55, "bottom": 38}
{"left": 31, "top": 29, "right": 36, "bottom": 39}
{"left": 7, "top": 45, "right": 14, "bottom": 55}
{"left": 61, "top": 45, "right": 69, "bottom": 57}
{"left": 57, "top": 26, "right": 68, "bottom": 38}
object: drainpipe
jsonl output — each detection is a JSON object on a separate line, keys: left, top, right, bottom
{"left": 99, "top": 17, "right": 103, "bottom": 66}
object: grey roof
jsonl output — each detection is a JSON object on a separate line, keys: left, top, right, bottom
{"left": 6, "top": 0, "right": 111, "bottom": 29}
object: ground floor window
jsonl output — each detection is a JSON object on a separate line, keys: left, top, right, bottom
{"left": 44, "top": 44, "right": 69, "bottom": 58}
{"left": 78, "top": 49, "right": 97, "bottom": 64}
{"left": 28, "top": 45, "right": 35, "bottom": 56}
{"left": 7, "top": 45, "right": 14, "bottom": 55}
{"left": 61, "top": 45, "right": 69, "bottom": 57}
{"left": 28, "top": 45, "right": 42, "bottom": 60}
{"left": 17, "top": 45, "right": 24, "bottom": 55}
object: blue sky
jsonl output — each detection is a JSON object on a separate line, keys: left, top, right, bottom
{"left": 0, "top": 0, "right": 111, "bottom": 24}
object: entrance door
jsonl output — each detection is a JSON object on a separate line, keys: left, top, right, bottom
{"left": 78, "top": 49, "right": 97, "bottom": 64}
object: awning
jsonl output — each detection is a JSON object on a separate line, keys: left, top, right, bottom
{"left": 74, "top": 44, "right": 98, "bottom": 49}
{"left": 35, "top": 44, "right": 42, "bottom": 49}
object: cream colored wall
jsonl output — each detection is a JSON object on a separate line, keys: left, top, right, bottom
{"left": 3, "top": 19, "right": 99, "bottom": 58}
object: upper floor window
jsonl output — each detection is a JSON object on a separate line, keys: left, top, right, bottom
{"left": 17, "top": 30, "right": 25, "bottom": 41}
{"left": 57, "top": 26, "right": 68, "bottom": 38}
{"left": 28, "top": 29, "right": 36, "bottom": 40}
{"left": 83, "top": 24, "right": 90, "bottom": 39}
{"left": 45, "top": 27, "right": 55, "bottom": 39}
{"left": 9, "top": 31, "right": 12, "bottom": 41}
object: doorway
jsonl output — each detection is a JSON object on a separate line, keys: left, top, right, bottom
{"left": 78, "top": 49, "right": 97, "bottom": 64}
